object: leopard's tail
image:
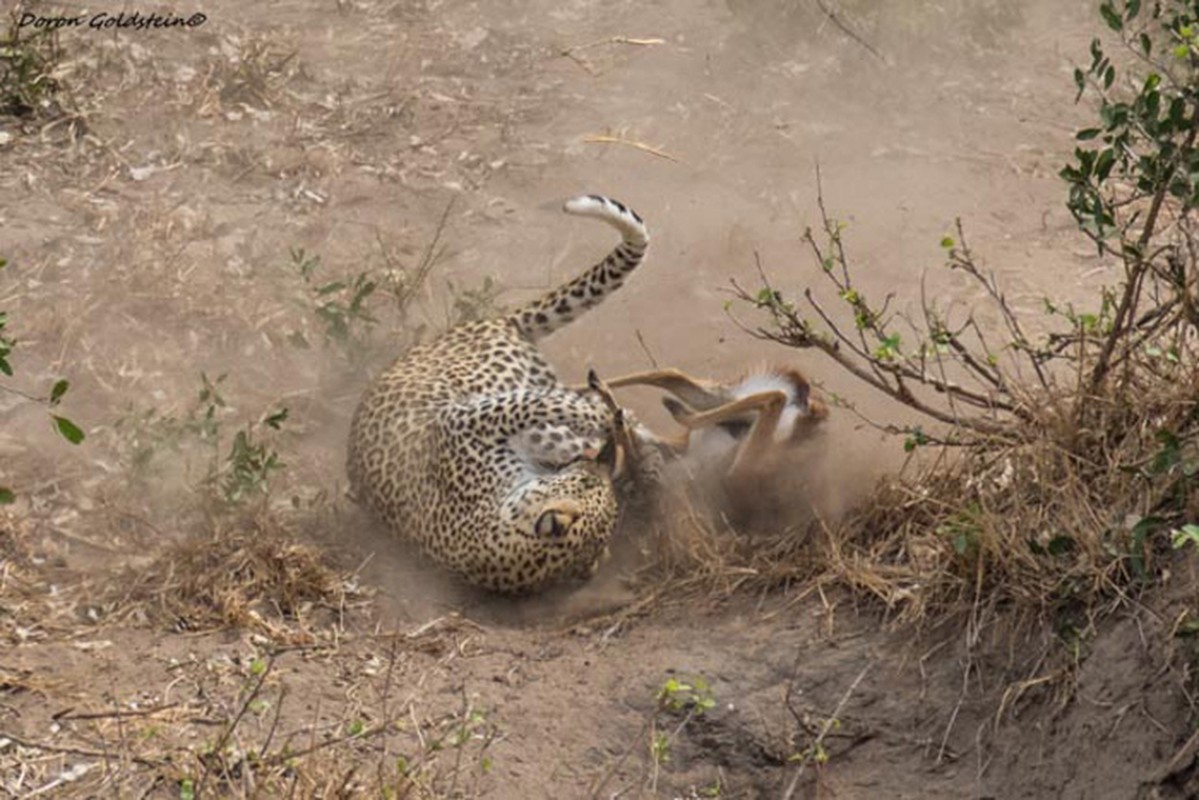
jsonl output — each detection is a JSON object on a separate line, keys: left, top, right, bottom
{"left": 510, "top": 195, "right": 649, "bottom": 342}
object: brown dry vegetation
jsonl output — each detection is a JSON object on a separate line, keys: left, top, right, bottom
{"left": 2, "top": 0, "right": 1199, "bottom": 798}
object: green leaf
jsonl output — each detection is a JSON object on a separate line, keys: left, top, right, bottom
{"left": 0, "top": 487, "right": 15, "bottom": 505}
{"left": 756, "top": 288, "right": 780, "bottom": 305}
{"left": 874, "top": 332, "right": 901, "bottom": 361}
{"left": 1174, "top": 43, "right": 1190, "bottom": 59}
{"left": 939, "top": 235, "right": 955, "bottom": 249}
{"left": 53, "top": 415, "right": 85, "bottom": 445}
{"left": 1171, "top": 524, "right": 1199, "bottom": 550}
{"left": 1076, "top": 128, "right": 1101, "bottom": 140}
{"left": 1047, "top": 535, "right": 1076, "bottom": 556}
{"left": 0, "top": 356, "right": 10, "bottom": 377}
{"left": 49, "top": 379, "right": 69, "bottom": 406}
{"left": 1099, "top": 2, "right": 1122, "bottom": 30}
{"left": 264, "top": 407, "right": 289, "bottom": 430}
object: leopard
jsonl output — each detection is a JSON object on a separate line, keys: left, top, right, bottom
{"left": 346, "top": 195, "right": 658, "bottom": 593}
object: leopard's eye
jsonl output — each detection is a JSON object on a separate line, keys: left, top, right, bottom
{"left": 535, "top": 509, "right": 576, "bottom": 538}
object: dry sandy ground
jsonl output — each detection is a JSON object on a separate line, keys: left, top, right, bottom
{"left": 2, "top": 0, "right": 1198, "bottom": 797}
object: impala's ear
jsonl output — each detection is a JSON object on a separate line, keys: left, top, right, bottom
{"left": 794, "top": 378, "right": 811, "bottom": 413}
{"left": 662, "top": 396, "right": 695, "bottom": 426}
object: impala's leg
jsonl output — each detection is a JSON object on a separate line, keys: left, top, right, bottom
{"left": 578, "top": 368, "right": 729, "bottom": 411}
{"left": 666, "top": 390, "right": 788, "bottom": 480}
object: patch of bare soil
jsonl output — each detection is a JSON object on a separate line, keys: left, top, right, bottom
{"left": 2, "top": 0, "right": 1198, "bottom": 797}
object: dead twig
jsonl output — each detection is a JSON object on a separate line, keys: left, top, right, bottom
{"left": 634, "top": 329, "right": 659, "bottom": 369}
{"left": 52, "top": 704, "right": 180, "bottom": 722}
{"left": 582, "top": 133, "right": 682, "bottom": 164}
{"left": 561, "top": 36, "right": 664, "bottom": 74}
{"left": 0, "top": 730, "right": 165, "bottom": 768}
{"left": 813, "top": 0, "right": 887, "bottom": 64}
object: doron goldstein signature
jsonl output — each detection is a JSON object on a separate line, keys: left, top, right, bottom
{"left": 17, "top": 10, "right": 208, "bottom": 31}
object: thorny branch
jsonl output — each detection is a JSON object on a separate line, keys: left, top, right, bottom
{"left": 728, "top": 174, "right": 1035, "bottom": 442}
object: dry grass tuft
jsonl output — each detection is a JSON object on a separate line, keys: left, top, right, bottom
{"left": 198, "top": 35, "right": 303, "bottom": 114}
{"left": 800, "top": 354, "right": 1199, "bottom": 629}
{"left": 102, "top": 512, "right": 366, "bottom": 643}
{"left": 632, "top": 483, "right": 824, "bottom": 603}
{"left": 636, "top": 359, "right": 1199, "bottom": 632}
{"left": 0, "top": 509, "right": 77, "bottom": 647}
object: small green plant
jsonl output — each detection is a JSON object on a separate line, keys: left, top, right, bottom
{"left": 647, "top": 676, "right": 717, "bottom": 792}
{"left": 656, "top": 676, "right": 717, "bottom": 714}
{"left": 444, "top": 275, "right": 505, "bottom": 326}
{"left": 589, "top": 674, "right": 718, "bottom": 798}
{"left": 781, "top": 664, "right": 870, "bottom": 797}
{"left": 936, "top": 503, "right": 983, "bottom": 558}
{"left": 113, "top": 374, "right": 223, "bottom": 476}
{"left": 788, "top": 731, "right": 832, "bottom": 766}
{"left": 1, "top": 257, "right": 85, "bottom": 504}
{"left": 112, "top": 373, "right": 287, "bottom": 506}
{"left": 219, "top": 407, "right": 288, "bottom": 504}
{"left": 389, "top": 696, "right": 498, "bottom": 796}
{"left": 287, "top": 247, "right": 379, "bottom": 350}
